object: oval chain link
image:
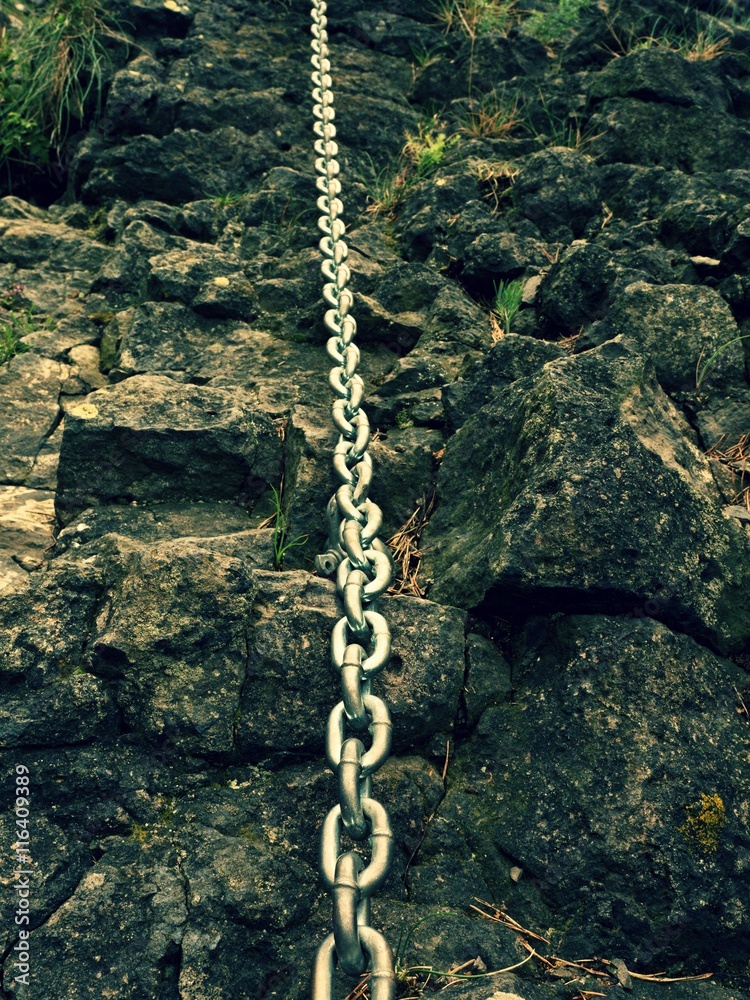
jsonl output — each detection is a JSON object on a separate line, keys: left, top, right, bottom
{"left": 309, "top": 2, "right": 396, "bottom": 997}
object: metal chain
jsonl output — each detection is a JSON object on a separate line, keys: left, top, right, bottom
{"left": 309, "top": 3, "right": 397, "bottom": 998}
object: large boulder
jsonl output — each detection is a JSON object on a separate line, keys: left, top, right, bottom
{"left": 437, "top": 614, "right": 750, "bottom": 967}
{"left": 422, "top": 338, "right": 750, "bottom": 653}
{"left": 579, "top": 282, "right": 746, "bottom": 396}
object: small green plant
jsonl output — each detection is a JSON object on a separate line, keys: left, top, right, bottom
{"left": 364, "top": 121, "right": 457, "bottom": 217}
{"left": 524, "top": 89, "right": 602, "bottom": 150}
{"left": 364, "top": 160, "right": 411, "bottom": 217}
{"left": 266, "top": 483, "right": 307, "bottom": 570}
{"left": 395, "top": 409, "right": 415, "bottom": 430}
{"left": 525, "top": 0, "right": 594, "bottom": 43}
{"left": 403, "top": 120, "right": 458, "bottom": 177}
{"left": 209, "top": 191, "right": 248, "bottom": 207}
{"left": 434, "top": 0, "right": 518, "bottom": 38}
{"left": 0, "top": 0, "right": 123, "bottom": 170}
{"left": 0, "top": 287, "right": 35, "bottom": 365}
{"left": 58, "top": 662, "right": 87, "bottom": 679}
{"left": 409, "top": 42, "right": 443, "bottom": 86}
{"left": 493, "top": 279, "right": 524, "bottom": 334}
{"left": 695, "top": 335, "right": 750, "bottom": 388}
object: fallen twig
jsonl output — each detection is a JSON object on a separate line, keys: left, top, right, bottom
{"left": 471, "top": 899, "right": 550, "bottom": 944}
{"left": 629, "top": 972, "right": 713, "bottom": 983}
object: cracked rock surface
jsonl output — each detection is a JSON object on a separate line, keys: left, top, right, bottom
{"left": 1, "top": 0, "right": 750, "bottom": 998}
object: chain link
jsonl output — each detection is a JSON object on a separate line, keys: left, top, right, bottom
{"left": 309, "top": 2, "right": 397, "bottom": 996}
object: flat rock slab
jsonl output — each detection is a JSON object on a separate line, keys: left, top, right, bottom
{"left": 0, "top": 673, "right": 117, "bottom": 748}
{"left": 0, "top": 218, "right": 110, "bottom": 272}
{"left": 423, "top": 338, "right": 750, "bottom": 653}
{"left": 588, "top": 99, "right": 750, "bottom": 173}
{"left": 78, "top": 127, "right": 282, "bottom": 204}
{"left": 236, "top": 573, "right": 466, "bottom": 754}
{"left": 0, "top": 810, "right": 88, "bottom": 955}
{"left": 0, "top": 486, "right": 55, "bottom": 594}
{"left": 91, "top": 554, "right": 466, "bottom": 756}
{"left": 0, "top": 353, "right": 68, "bottom": 485}
{"left": 55, "top": 374, "right": 283, "bottom": 524}
{"left": 52, "top": 501, "right": 269, "bottom": 555}
{"left": 0, "top": 216, "right": 111, "bottom": 317}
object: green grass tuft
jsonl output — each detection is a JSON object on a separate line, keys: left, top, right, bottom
{"left": 0, "top": 0, "right": 124, "bottom": 171}
{"left": 266, "top": 483, "right": 307, "bottom": 570}
{"left": 433, "top": 0, "right": 518, "bottom": 38}
{"left": 0, "top": 285, "right": 36, "bottom": 364}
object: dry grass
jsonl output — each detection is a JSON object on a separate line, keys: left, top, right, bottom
{"left": 386, "top": 492, "right": 436, "bottom": 597}
{"left": 455, "top": 92, "right": 523, "bottom": 139}
{"left": 471, "top": 158, "right": 519, "bottom": 212}
{"left": 557, "top": 329, "right": 582, "bottom": 354}
{"left": 472, "top": 899, "right": 713, "bottom": 985}
{"left": 365, "top": 162, "right": 411, "bottom": 218}
{"left": 489, "top": 311, "right": 505, "bottom": 341}
{"left": 603, "top": 14, "right": 732, "bottom": 62}
{"left": 707, "top": 432, "right": 750, "bottom": 512}
{"left": 343, "top": 977, "right": 370, "bottom": 1000}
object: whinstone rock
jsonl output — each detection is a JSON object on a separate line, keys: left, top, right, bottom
{"left": 0, "top": 0, "right": 749, "bottom": 998}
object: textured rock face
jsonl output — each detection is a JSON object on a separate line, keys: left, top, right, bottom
{"left": 423, "top": 338, "right": 750, "bottom": 653}
{"left": 0, "top": 0, "right": 749, "bottom": 997}
{"left": 55, "top": 374, "right": 283, "bottom": 523}
{"left": 442, "top": 615, "right": 750, "bottom": 967}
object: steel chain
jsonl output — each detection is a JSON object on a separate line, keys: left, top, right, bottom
{"left": 309, "top": 2, "right": 397, "bottom": 997}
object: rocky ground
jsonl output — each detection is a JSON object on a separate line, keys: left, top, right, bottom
{"left": 1, "top": 0, "right": 750, "bottom": 997}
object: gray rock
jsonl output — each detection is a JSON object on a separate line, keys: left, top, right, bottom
{"left": 234, "top": 571, "right": 466, "bottom": 755}
{"left": 511, "top": 147, "right": 601, "bottom": 240}
{"left": 0, "top": 811, "right": 88, "bottom": 952}
{"left": 19, "top": 315, "right": 100, "bottom": 362}
{"left": 52, "top": 501, "right": 268, "bottom": 555}
{"left": 587, "top": 99, "right": 750, "bottom": 173}
{"left": 5, "top": 836, "right": 188, "bottom": 999}
{"left": 443, "top": 614, "right": 750, "bottom": 966}
{"left": 464, "top": 632, "right": 512, "bottom": 727}
{"left": 0, "top": 217, "right": 110, "bottom": 272}
{"left": 578, "top": 282, "right": 746, "bottom": 396}
{"left": 586, "top": 48, "right": 731, "bottom": 112}
{"left": 0, "top": 353, "right": 68, "bottom": 485}
{"left": 694, "top": 389, "right": 750, "bottom": 451}
{"left": 147, "top": 246, "right": 246, "bottom": 304}
{"left": 423, "top": 338, "right": 750, "bottom": 653}
{"left": 536, "top": 240, "right": 694, "bottom": 334}
{"left": 0, "top": 673, "right": 117, "bottom": 748}
{"left": 55, "top": 374, "right": 283, "bottom": 524}
{"left": 459, "top": 231, "right": 555, "bottom": 290}
{"left": 89, "top": 538, "right": 254, "bottom": 756}
{"left": 105, "top": 301, "right": 241, "bottom": 381}
{"left": 443, "top": 335, "right": 567, "bottom": 431}
{"left": 0, "top": 486, "right": 55, "bottom": 594}
{"left": 77, "top": 127, "right": 284, "bottom": 205}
